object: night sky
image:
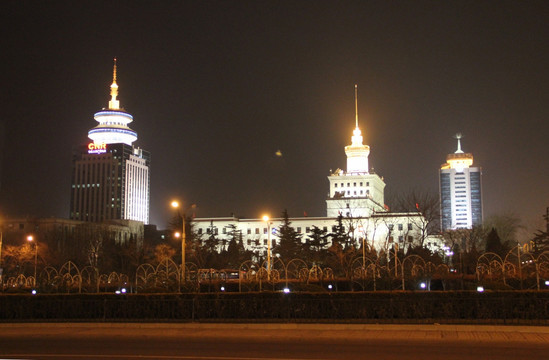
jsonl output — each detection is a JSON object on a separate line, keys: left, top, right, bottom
{"left": 1, "top": 1, "right": 548, "bottom": 236}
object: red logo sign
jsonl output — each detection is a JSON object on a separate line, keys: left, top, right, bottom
{"left": 88, "top": 142, "right": 107, "bottom": 154}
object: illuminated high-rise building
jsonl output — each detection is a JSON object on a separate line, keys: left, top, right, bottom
{"left": 439, "top": 135, "right": 482, "bottom": 230}
{"left": 70, "top": 59, "right": 150, "bottom": 224}
{"left": 326, "top": 85, "right": 386, "bottom": 217}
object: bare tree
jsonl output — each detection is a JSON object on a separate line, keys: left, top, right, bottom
{"left": 388, "top": 188, "right": 441, "bottom": 246}
{"left": 483, "top": 213, "right": 524, "bottom": 247}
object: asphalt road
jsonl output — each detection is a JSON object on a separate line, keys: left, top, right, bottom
{"left": 1, "top": 323, "right": 548, "bottom": 360}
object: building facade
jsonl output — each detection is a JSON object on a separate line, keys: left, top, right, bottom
{"left": 191, "top": 86, "right": 439, "bottom": 255}
{"left": 70, "top": 60, "right": 150, "bottom": 224}
{"left": 439, "top": 135, "right": 483, "bottom": 231}
{"left": 0, "top": 217, "right": 145, "bottom": 249}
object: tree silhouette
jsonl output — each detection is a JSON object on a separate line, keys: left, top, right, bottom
{"left": 485, "top": 227, "right": 506, "bottom": 256}
{"left": 273, "top": 209, "right": 302, "bottom": 260}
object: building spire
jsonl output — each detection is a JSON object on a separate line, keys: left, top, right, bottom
{"left": 345, "top": 84, "right": 370, "bottom": 174}
{"left": 455, "top": 133, "right": 463, "bottom": 154}
{"left": 355, "top": 84, "right": 359, "bottom": 129}
{"left": 108, "top": 57, "right": 120, "bottom": 110}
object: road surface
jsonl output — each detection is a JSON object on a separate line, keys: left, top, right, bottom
{"left": 1, "top": 323, "right": 548, "bottom": 359}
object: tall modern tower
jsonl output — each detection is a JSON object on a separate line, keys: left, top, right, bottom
{"left": 326, "top": 85, "right": 386, "bottom": 218}
{"left": 70, "top": 59, "right": 151, "bottom": 224}
{"left": 439, "top": 134, "right": 482, "bottom": 231}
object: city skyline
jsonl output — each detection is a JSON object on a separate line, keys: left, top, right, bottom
{"left": 1, "top": 1, "right": 548, "bottom": 237}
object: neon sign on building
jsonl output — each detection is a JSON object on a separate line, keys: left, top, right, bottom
{"left": 88, "top": 142, "right": 107, "bottom": 154}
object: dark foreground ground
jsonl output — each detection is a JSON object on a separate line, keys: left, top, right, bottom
{"left": 1, "top": 323, "right": 548, "bottom": 360}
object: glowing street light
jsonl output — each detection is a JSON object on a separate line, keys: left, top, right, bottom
{"left": 0, "top": 226, "right": 3, "bottom": 288}
{"left": 27, "top": 235, "right": 38, "bottom": 287}
{"left": 171, "top": 201, "right": 186, "bottom": 287}
{"left": 263, "top": 215, "right": 271, "bottom": 279}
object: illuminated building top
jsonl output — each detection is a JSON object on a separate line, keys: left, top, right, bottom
{"left": 88, "top": 58, "right": 138, "bottom": 146}
{"left": 441, "top": 133, "right": 474, "bottom": 172}
{"left": 344, "top": 85, "right": 370, "bottom": 174}
{"left": 326, "top": 85, "right": 386, "bottom": 218}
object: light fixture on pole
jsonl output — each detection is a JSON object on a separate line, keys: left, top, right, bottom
{"left": 27, "top": 235, "right": 37, "bottom": 287}
{"left": 358, "top": 225, "right": 365, "bottom": 268}
{"left": 171, "top": 201, "right": 186, "bottom": 287}
{"left": 0, "top": 229, "right": 3, "bottom": 287}
{"left": 262, "top": 215, "right": 271, "bottom": 279}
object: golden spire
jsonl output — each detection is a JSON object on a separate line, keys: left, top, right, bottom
{"left": 354, "top": 84, "right": 358, "bottom": 129}
{"left": 108, "top": 57, "right": 120, "bottom": 110}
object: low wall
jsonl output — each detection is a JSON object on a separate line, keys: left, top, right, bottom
{"left": 1, "top": 291, "right": 548, "bottom": 324}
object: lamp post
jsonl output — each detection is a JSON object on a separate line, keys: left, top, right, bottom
{"left": 171, "top": 201, "right": 186, "bottom": 286}
{"left": 27, "top": 235, "right": 38, "bottom": 287}
{"left": 358, "top": 226, "right": 365, "bottom": 268}
{"left": 262, "top": 215, "right": 271, "bottom": 279}
{"left": 0, "top": 230, "right": 3, "bottom": 288}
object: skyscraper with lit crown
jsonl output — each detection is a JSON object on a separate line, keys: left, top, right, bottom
{"left": 326, "top": 85, "right": 386, "bottom": 218}
{"left": 70, "top": 59, "right": 150, "bottom": 224}
{"left": 439, "top": 135, "right": 482, "bottom": 230}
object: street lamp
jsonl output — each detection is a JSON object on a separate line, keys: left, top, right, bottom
{"left": 171, "top": 201, "right": 186, "bottom": 286}
{"left": 0, "top": 228, "right": 3, "bottom": 288}
{"left": 27, "top": 235, "right": 38, "bottom": 287}
{"left": 358, "top": 225, "right": 365, "bottom": 268}
{"left": 262, "top": 215, "right": 271, "bottom": 279}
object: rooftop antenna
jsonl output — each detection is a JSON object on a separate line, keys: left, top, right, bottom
{"left": 355, "top": 84, "right": 359, "bottom": 128}
{"left": 109, "top": 57, "right": 120, "bottom": 110}
{"left": 455, "top": 133, "right": 463, "bottom": 153}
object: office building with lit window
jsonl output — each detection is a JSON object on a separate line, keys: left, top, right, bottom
{"left": 191, "top": 86, "right": 441, "bottom": 253}
{"left": 439, "top": 135, "right": 482, "bottom": 231}
{"left": 70, "top": 60, "right": 150, "bottom": 224}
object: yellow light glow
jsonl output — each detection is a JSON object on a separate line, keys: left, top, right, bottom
{"left": 171, "top": 201, "right": 180, "bottom": 209}
{"left": 27, "top": 235, "right": 34, "bottom": 242}
{"left": 262, "top": 215, "right": 269, "bottom": 222}
{"left": 174, "top": 232, "right": 181, "bottom": 238}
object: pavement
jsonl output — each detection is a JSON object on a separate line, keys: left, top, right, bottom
{"left": 2, "top": 322, "right": 549, "bottom": 344}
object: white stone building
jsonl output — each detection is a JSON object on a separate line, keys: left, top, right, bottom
{"left": 192, "top": 86, "right": 440, "bottom": 254}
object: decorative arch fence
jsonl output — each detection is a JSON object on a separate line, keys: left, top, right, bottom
{"left": 2, "top": 248, "right": 549, "bottom": 293}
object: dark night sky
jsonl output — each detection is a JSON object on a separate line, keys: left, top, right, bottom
{"left": 1, "top": 1, "right": 548, "bottom": 236}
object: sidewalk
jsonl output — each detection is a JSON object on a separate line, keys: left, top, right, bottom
{"left": 2, "top": 322, "right": 549, "bottom": 344}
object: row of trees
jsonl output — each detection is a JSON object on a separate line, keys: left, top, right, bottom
{"left": 2, "top": 190, "right": 547, "bottom": 283}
